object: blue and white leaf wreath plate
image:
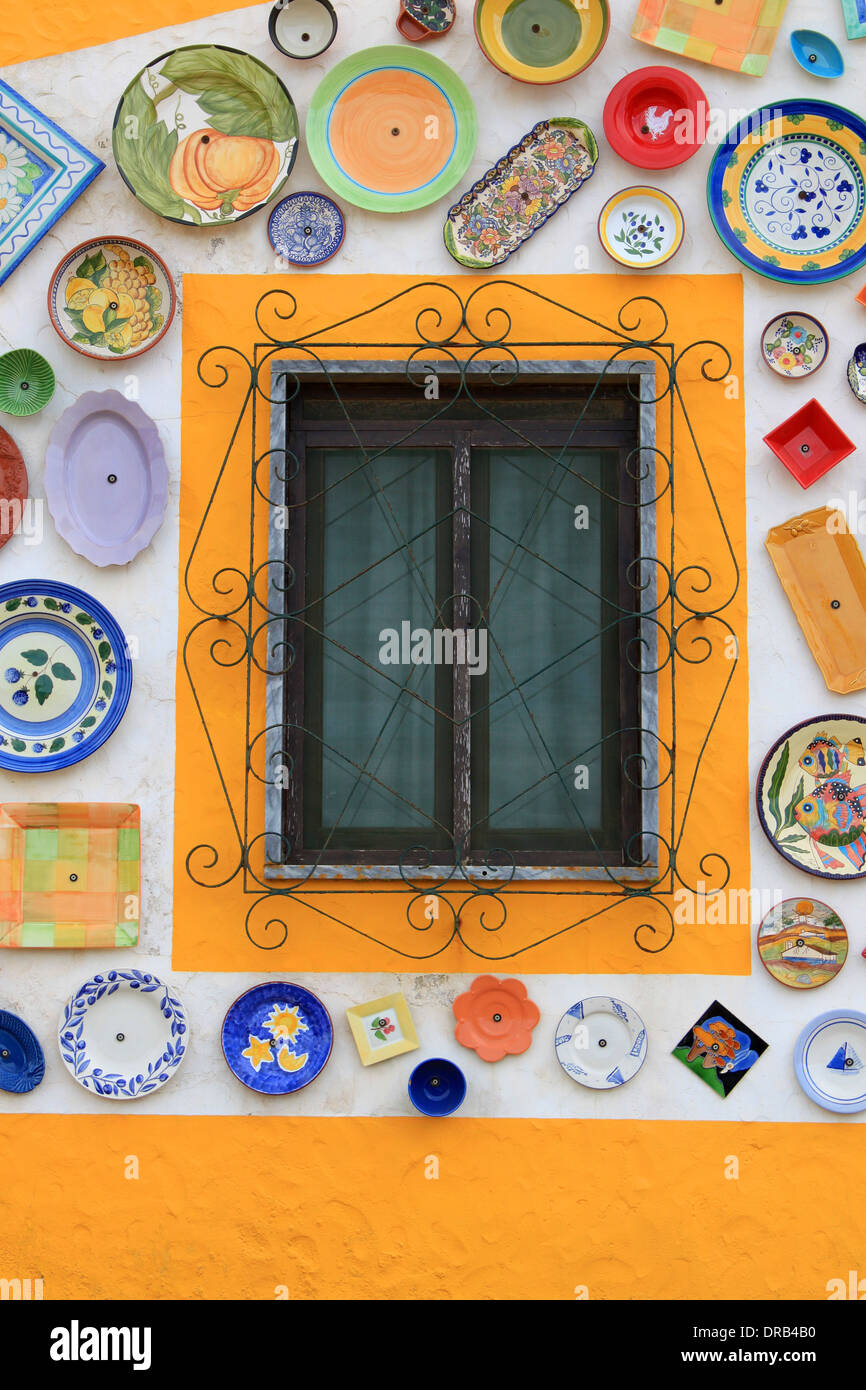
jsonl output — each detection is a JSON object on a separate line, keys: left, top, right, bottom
{"left": 555, "top": 996, "right": 648, "bottom": 1090}
{"left": 58, "top": 970, "right": 188, "bottom": 1099}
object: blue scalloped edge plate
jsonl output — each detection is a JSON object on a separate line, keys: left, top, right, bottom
{"left": 0, "top": 1009, "right": 44, "bottom": 1093}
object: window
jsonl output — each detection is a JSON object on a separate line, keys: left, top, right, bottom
{"left": 265, "top": 363, "right": 656, "bottom": 878}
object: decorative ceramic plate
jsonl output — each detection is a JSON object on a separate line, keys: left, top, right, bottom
{"left": 791, "top": 30, "right": 844, "bottom": 79}
{"left": 842, "top": 0, "right": 866, "bottom": 41}
{"left": 346, "top": 991, "right": 419, "bottom": 1065}
{"left": 555, "top": 996, "right": 647, "bottom": 1089}
{"left": 398, "top": 0, "right": 456, "bottom": 40}
{"left": 269, "top": 0, "right": 338, "bottom": 58}
{"left": 0, "top": 425, "right": 27, "bottom": 551}
{"left": 59, "top": 969, "right": 188, "bottom": 1099}
{"left": 48, "top": 238, "right": 175, "bottom": 361}
{"left": 602, "top": 66, "right": 707, "bottom": 170}
{"left": 763, "top": 398, "right": 854, "bottom": 488}
{"left": 632, "top": 0, "right": 789, "bottom": 77}
{"left": 0, "top": 580, "right": 133, "bottom": 773}
{"left": 473, "top": 0, "right": 609, "bottom": 84}
{"left": 268, "top": 192, "right": 345, "bottom": 267}
{"left": 222, "top": 981, "right": 333, "bottom": 1095}
{"left": 707, "top": 100, "right": 866, "bottom": 286}
{"left": 674, "top": 1000, "right": 767, "bottom": 1097}
{"left": 0, "top": 78, "right": 103, "bottom": 287}
{"left": 597, "top": 186, "right": 684, "bottom": 269}
{"left": 0, "top": 1009, "right": 44, "bottom": 1093}
{"left": 0, "top": 349, "right": 55, "bottom": 416}
{"left": 757, "top": 897, "right": 847, "bottom": 989}
{"left": 795, "top": 1009, "right": 866, "bottom": 1112}
{"left": 444, "top": 117, "right": 597, "bottom": 269}
{"left": 847, "top": 342, "right": 866, "bottom": 402}
{"left": 757, "top": 714, "right": 866, "bottom": 879}
{"left": 0, "top": 802, "right": 140, "bottom": 949}
{"left": 306, "top": 46, "right": 477, "bottom": 213}
{"left": 113, "top": 45, "right": 298, "bottom": 227}
{"left": 45, "top": 390, "right": 168, "bottom": 567}
{"left": 761, "top": 312, "right": 827, "bottom": 378}
{"left": 453, "top": 975, "right": 540, "bottom": 1062}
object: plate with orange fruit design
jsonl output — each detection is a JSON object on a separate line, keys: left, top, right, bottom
{"left": 112, "top": 44, "right": 298, "bottom": 226}
{"left": 47, "top": 238, "right": 176, "bottom": 361}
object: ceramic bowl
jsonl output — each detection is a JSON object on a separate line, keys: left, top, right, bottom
{"left": 0, "top": 349, "right": 54, "bottom": 416}
{"left": 597, "top": 186, "right": 684, "bottom": 269}
{"left": 397, "top": 0, "right": 457, "bottom": 40}
{"left": 268, "top": 191, "right": 345, "bottom": 267}
{"left": 473, "top": 0, "right": 609, "bottom": 85}
{"left": 269, "top": 0, "right": 337, "bottom": 58}
{"left": 790, "top": 29, "right": 844, "bottom": 79}
{"left": 47, "top": 237, "right": 176, "bottom": 362}
{"left": 761, "top": 312, "right": 828, "bottom": 379}
{"left": 847, "top": 342, "right": 866, "bottom": 403}
{"left": 602, "top": 66, "right": 707, "bottom": 169}
{"left": 408, "top": 1057, "right": 466, "bottom": 1115}
{"left": 763, "top": 399, "right": 855, "bottom": 488}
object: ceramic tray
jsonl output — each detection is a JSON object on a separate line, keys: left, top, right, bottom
{"left": 597, "top": 186, "right": 684, "bottom": 269}
{"left": 761, "top": 313, "right": 827, "bottom": 378}
{"left": 757, "top": 713, "right": 866, "bottom": 879}
{"left": 45, "top": 390, "right": 168, "bottom": 567}
{"left": 708, "top": 100, "right": 866, "bottom": 285}
{"left": 0, "top": 802, "right": 140, "bottom": 949}
{"left": 453, "top": 975, "right": 539, "bottom": 1062}
{"left": 555, "top": 996, "right": 647, "bottom": 1089}
{"left": 766, "top": 507, "right": 866, "bottom": 693}
{"left": 112, "top": 44, "right": 298, "bottom": 226}
{"left": 59, "top": 969, "right": 188, "bottom": 1099}
{"left": 795, "top": 1009, "right": 866, "bottom": 1112}
{"left": 444, "top": 117, "right": 597, "bottom": 269}
{"left": 222, "top": 981, "right": 333, "bottom": 1095}
{"left": 0, "top": 79, "right": 103, "bottom": 287}
{"left": 0, "top": 425, "right": 27, "bottom": 551}
{"left": 632, "top": 0, "right": 789, "bottom": 77}
{"left": 0, "top": 579, "right": 133, "bottom": 773}
{"left": 0, "top": 1009, "right": 44, "bottom": 1093}
{"left": 473, "top": 0, "right": 609, "bottom": 84}
{"left": 306, "top": 46, "right": 477, "bottom": 213}
{"left": 48, "top": 238, "right": 175, "bottom": 361}
{"left": 757, "top": 897, "right": 847, "bottom": 989}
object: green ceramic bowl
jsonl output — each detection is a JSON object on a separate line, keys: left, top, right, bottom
{"left": 0, "top": 349, "right": 56, "bottom": 416}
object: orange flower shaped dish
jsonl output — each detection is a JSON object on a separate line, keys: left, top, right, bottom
{"left": 453, "top": 975, "right": 540, "bottom": 1062}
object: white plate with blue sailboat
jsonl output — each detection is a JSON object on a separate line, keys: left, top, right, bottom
{"left": 794, "top": 1009, "right": 866, "bottom": 1112}
{"left": 555, "top": 996, "right": 647, "bottom": 1090}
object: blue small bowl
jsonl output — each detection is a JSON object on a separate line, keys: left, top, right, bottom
{"left": 790, "top": 30, "right": 844, "bottom": 79}
{"left": 408, "top": 1057, "right": 466, "bottom": 1116}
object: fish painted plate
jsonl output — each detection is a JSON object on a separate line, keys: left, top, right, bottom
{"left": 48, "top": 238, "right": 175, "bottom": 361}
{"left": 555, "top": 996, "right": 647, "bottom": 1089}
{"left": 306, "top": 46, "right": 477, "bottom": 213}
{"left": 112, "top": 44, "right": 298, "bottom": 227}
{"left": 707, "top": 100, "right": 866, "bottom": 286}
{"left": 0, "top": 1009, "right": 44, "bottom": 1093}
{"left": 761, "top": 312, "right": 827, "bottom": 378}
{"left": 444, "top": 117, "right": 597, "bottom": 269}
{"left": 0, "top": 425, "right": 27, "bottom": 551}
{"left": 268, "top": 191, "right": 345, "bottom": 267}
{"left": 0, "top": 580, "right": 133, "bottom": 773}
{"left": 757, "top": 897, "right": 848, "bottom": 989}
{"left": 794, "top": 1009, "right": 866, "bottom": 1112}
{"left": 597, "top": 186, "right": 684, "bottom": 269}
{"left": 757, "top": 714, "right": 866, "bottom": 879}
{"left": 473, "top": 0, "right": 609, "bottom": 84}
{"left": 45, "top": 390, "right": 168, "bottom": 567}
{"left": 59, "top": 969, "right": 188, "bottom": 1099}
{"left": 222, "top": 981, "right": 333, "bottom": 1095}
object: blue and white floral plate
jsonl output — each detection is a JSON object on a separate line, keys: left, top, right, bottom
{"left": 0, "top": 1008, "right": 44, "bottom": 1093}
{"left": 268, "top": 191, "right": 345, "bottom": 267}
{"left": 58, "top": 970, "right": 188, "bottom": 1099}
{"left": 795, "top": 1009, "right": 866, "bottom": 1113}
{"left": 555, "top": 996, "right": 647, "bottom": 1090}
{"left": 221, "top": 981, "right": 333, "bottom": 1095}
{"left": 0, "top": 580, "right": 133, "bottom": 772}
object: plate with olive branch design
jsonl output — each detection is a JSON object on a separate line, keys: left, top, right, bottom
{"left": 597, "top": 186, "right": 684, "bottom": 269}
{"left": 59, "top": 970, "right": 188, "bottom": 1099}
{"left": 0, "top": 580, "right": 133, "bottom": 772}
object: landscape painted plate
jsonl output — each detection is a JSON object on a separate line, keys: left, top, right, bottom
{"left": 794, "top": 1009, "right": 866, "bottom": 1112}
{"left": 48, "top": 237, "right": 175, "bottom": 361}
{"left": 555, "top": 996, "right": 647, "bottom": 1089}
{"left": 222, "top": 981, "right": 333, "bottom": 1095}
{"left": 757, "top": 897, "right": 847, "bottom": 989}
{"left": 59, "top": 969, "right": 188, "bottom": 1099}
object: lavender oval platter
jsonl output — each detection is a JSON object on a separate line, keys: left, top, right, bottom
{"left": 45, "top": 390, "right": 168, "bottom": 567}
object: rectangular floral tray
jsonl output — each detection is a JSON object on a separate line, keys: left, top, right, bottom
{"left": 0, "top": 802, "right": 140, "bottom": 947}
{"left": 631, "top": 0, "right": 789, "bottom": 77}
{"left": 443, "top": 117, "right": 597, "bottom": 270}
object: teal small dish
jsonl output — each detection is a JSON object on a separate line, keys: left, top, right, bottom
{"left": 0, "top": 349, "right": 55, "bottom": 417}
{"left": 790, "top": 30, "right": 844, "bottom": 79}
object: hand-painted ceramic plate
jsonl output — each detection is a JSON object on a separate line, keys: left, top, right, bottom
{"left": 0, "top": 1009, "right": 44, "bottom": 1093}
{"left": 444, "top": 117, "right": 597, "bottom": 269}
{"left": 269, "top": 0, "right": 338, "bottom": 58}
{"left": 268, "top": 191, "right": 345, "bottom": 267}
{"left": 847, "top": 342, "right": 866, "bottom": 402}
{"left": 48, "top": 238, "right": 175, "bottom": 362}
{"left": 222, "top": 981, "right": 333, "bottom": 1095}
{"left": 473, "top": 0, "right": 609, "bottom": 84}
{"left": 761, "top": 312, "right": 827, "bottom": 378}
{"left": 453, "top": 975, "right": 540, "bottom": 1062}
{"left": 112, "top": 44, "right": 298, "bottom": 227}
{"left": 757, "top": 897, "right": 848, "bottom": 989}
{"left": 794, "top": 1009, "right": 866, "bottom": 1112}
{"left": 59, "top": 970, "right": 188, "bottom": 1099}
{"left": 398, "top": 0, "right": 456, "bottom": 40}
{"left": 306, "top": 46, "right": 477, "bottom": 213}
{"left": 0, "top": 580, "right": 133, "bottom": 773}
{"left": 790, "top": 30, "right": 844, "bottom": 80}
{"left": 555, "top": 996, "right": 647, "bottom": 1089}
{"left": 757, "top": 714, "right": 866, "bottom": 879}
{"left": 707, "top": 100, "right": 866, "bottom": 285}
{"left": 0, "top": 425, "right": 27, "bottom": 551}
{"left": 45, "top": 390, "right": 168, "bottom": 567}
{"left": 597, "top": 186, "right": 684, "bottom": 269}
{"left": 603, "top": 66, "right": 707, "bottom": 170}
{"left": 0, "top": 349, "right": 54, "bottom": 416}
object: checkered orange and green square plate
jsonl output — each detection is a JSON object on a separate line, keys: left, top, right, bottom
{"left": 0, "top": 803, "right": 140, "bottom": 948}
{"left": 631, "top": 0, "right": 789, "bottom": 76}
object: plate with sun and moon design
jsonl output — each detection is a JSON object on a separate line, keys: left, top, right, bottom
{"left": 221, "top": 981, "right": 333, "bottom": 1095}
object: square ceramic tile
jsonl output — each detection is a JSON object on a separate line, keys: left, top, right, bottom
{"left": 673, "top": 999, "right": 768, "bottom": 1096}
{"left": 346, "top": 991, "right": 420, "bottom": 1065}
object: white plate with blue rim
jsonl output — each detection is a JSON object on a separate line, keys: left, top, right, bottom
{"left": 555, "top": 995, "right": 647, "bottom": 1089}
{"left": 794, "top": 1009, "right": 866, "bottom": 1113}
{"left": 58, "top": 969, "right": 188, "bottom": 1099}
